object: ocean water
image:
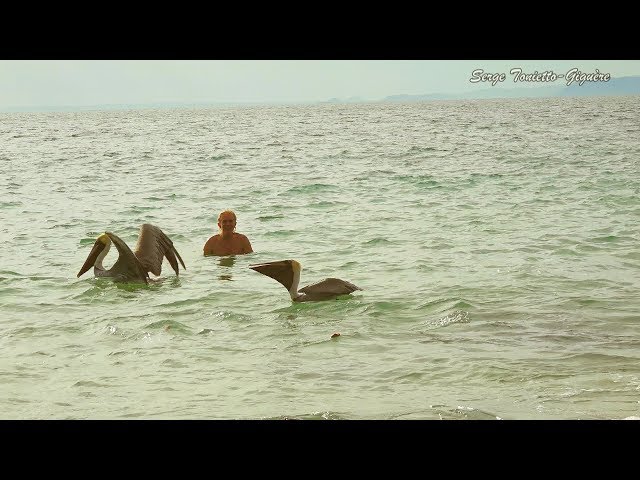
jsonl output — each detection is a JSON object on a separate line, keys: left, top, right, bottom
{"left": 1, "top": 96, "right": 639, "bottom": 420}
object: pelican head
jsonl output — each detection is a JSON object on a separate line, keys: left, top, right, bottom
{"left": 249, "top": 259, "right": 301, "bottom": 296}
{"left": 77, "top": 233, "right": 111, "bottom": 278}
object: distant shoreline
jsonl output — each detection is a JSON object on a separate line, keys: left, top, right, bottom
{"left": 1, "top": 76, "right": 639, "bottom": 113}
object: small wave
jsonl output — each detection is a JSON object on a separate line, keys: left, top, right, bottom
{"left": 108, "top": 350, "right": 128, "bottom": 356}
{"left": 45, "top": 222, "right": 78, "bottom": 230}
{"left": 105, "top": 325, "right": 123, "bottom": 336}
{"left": 420, "top": 310, "right": 471, "bottom": 329}
{"left": 551, "top": 247, "right": 580, "bottom": 256}
{"left": 257, "top": 214, "right": 285, "bottom": 221}
{"left": 368, "top": 300, "right": 401, "bottom": 312}
{"left": 131, "top": 216, "right": 159, "bottom": 225}
{"left": 73, "top": 380, "right": 108, "bottom": 388}
{"left": 160, "top": 358, "right": 188, "bottom": 368}
{"left": 263, "top": 411, "right": 346, "bottom": 420}
{"left": 72, "top": 281, "right": 148, "bottom": 300}
{"left": 285, "top": 183, "right": 338, "bottom": 194}
{"left": 395, "top": 371, "right": 424, "bottom": 382}
{"left": 206, "top": 310, "right": 254, "bottom": 323}
{"left": 30, "top": 351, "right": 55, "bottom": 357}
{"left": 393, "top": 174, "right": 442, "bottom": 189}
{"left": 408, "top": 145, "right": 437, "bottom": 152}
{"left": 11, "top": 326, "right": 38, "bottom": 335}
{"left": 362, "top": 238, "right": 393, "bottom": 245}
{"left": 354, "top": 169, "right": 396, "bottom": 179}
{"left": 470, "top": 172, "right": 504, "bottom": 179}
{"left": 427, "top": 404, "right": 501, "bottom": 420}
{"left": 264, "top": 229, "right": 298, "bottom": 237}
{"left": 574, "top": 243, "right": 606, "bottom": 252}
{"left": 416, "top": 297, "right": 472, "bottom": 313}
{"left": 393, "top": 174, "right": 434, "bottom": 182}
{"left": 589, "top": 235, "right": 625, "bottom": 243}
{"left": 79, "top": 234, "right": 105, "bottom": 245}
{"left": 558, "top": 352, "right": 633, "bottom": 363}
{"left": 208, "top": 154, "right": 231, "bottom": 160}
{"left": 128, "top": 206, "right": 159, "bottom": 212}
{"left": 0, "top": 270, "right": 23, "bottom": 277}
{"left": 306, "top": 200, "right": 347, "bottom": 209}
{"left": 157, "top": 296, "right": 212, "bottom": 309}
{"left": 166, "top": 233, "right": 187, "bottom": 242}
{"left": 144, "top": 193, "right": 183, "bottom": 201}
{"left": 340, "top": 261, "right": 359, "bottom": 268}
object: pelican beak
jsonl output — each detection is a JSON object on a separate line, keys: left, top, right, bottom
{"left": 249, "top": 260, "right": 294, "bottom": 290}
{"left": 77, "top": 240, "right": 105, "bottom": 277}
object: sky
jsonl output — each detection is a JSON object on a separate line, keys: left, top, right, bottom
{"left": 1, "top": 60, "right": 639, "bottom": 109}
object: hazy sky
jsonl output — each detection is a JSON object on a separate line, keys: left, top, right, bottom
{"left": 1, "top": 60, "right": 639, "bottom": 108}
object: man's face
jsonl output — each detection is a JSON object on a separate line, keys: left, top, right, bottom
{"left": 218, "top": 214, "right": 236, "bottom": 233}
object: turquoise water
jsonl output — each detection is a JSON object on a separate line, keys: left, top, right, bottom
{"left": 1, "top": 96, "right": 639, "bottom": 419}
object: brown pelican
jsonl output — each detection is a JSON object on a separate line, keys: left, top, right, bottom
{"left": 77, "top": 224, "right": 186, "bottom": 284}
{"left": 249, "top": 259, "right": 362, "bottom": 302}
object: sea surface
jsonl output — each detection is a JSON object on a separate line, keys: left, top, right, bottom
{"left": 1, "top": 96, "right": 639, "bottom": 420}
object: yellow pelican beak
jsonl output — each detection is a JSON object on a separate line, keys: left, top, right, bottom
{"left": 77, "top": 239, "right": 106, "bottom": 278}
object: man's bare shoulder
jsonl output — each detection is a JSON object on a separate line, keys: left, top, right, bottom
{"left": 203, "top": 235, "right": 221, "bottom": 247}
{"left": 237, "top": 233, "right": 253, "bottom": 253}
{"left": 203, "top": 235, "right": 220, "bottom": 255}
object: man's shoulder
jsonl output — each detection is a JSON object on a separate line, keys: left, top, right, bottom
{"left": 203, "top": 235, "right": 220, "bottom": 248}
{"left": 235, "top": 233, "right": 250, "bottom": 240}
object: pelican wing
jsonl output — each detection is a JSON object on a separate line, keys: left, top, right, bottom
{"left": 298, "top": 277, "right": 362, "bottom": 295}
{"left": 105, "top": 232, "right": 149, "bottom": 283}
{"left": 133, "top": 224, "right": 186, "bottom": 277}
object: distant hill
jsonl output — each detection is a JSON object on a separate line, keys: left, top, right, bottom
{"left": 379, "top": 76, "right": 640, "bottom": 102}
{"left": 4, "top": 76, "right": 639, "bottom": 113}
{"left": 321, "top": 96, "right": 367, "bottom": 104}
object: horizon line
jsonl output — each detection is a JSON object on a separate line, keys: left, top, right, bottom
{"left": 2, "top": 76, "right": 639, "bottom": 113}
